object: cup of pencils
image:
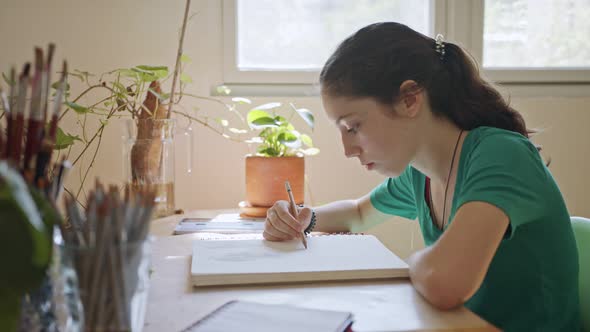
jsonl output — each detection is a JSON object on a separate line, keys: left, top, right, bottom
{"left": 60, "top": 181, "right": 156, "bottom": 332}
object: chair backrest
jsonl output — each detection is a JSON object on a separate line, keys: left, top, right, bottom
{"left": 571, "top": 216, "right": 590, "bottom": 332}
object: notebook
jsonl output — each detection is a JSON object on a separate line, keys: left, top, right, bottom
{"left": 180, "top": 300, "right": 353, "bottom": 332}
{"left": 190, "top": 234, "right": 409, "bottom": 287}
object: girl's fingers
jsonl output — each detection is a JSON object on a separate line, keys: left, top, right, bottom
{"left": 274, "top": 201, "right": 304, "bottom": 233}
{"left": 267, "top": 209, "right": 300, "bottom": 238}
{"left": 263, "top": 224, "right": 291, "bottom": 240}
{"left": 263, "top": 230, "right": 283, "bottom": 242}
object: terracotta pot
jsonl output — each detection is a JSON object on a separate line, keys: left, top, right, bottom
{"left": 245, "top": 155, "right": 305, "bottom": 208}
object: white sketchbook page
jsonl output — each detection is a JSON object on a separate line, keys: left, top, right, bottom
{"left": 191, "top": 235, "right": 408, "bottom": 285}
{"left": 185, "top": 301, "right": 353, "bottom": 332}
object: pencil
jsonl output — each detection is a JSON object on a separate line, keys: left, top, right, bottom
{"left": 285, "top": 180, "right": 307, "bottom": 249}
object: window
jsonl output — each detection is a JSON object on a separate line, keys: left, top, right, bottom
{"left": 223, "top": 0, "right": 432, "bottom": 84}
{"left": 482, "top": 0, "right": 590, "bottom": 82}
{"left": 222, "top": 0, "right": 590, "bottom": 85}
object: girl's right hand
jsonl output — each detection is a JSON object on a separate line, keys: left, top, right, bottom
{"left": 263, "top": 200, "right": 312, "bottom": 241}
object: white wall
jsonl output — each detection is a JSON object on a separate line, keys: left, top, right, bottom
{"left": 2, "top": 0, "right": 589, "bottom": 257}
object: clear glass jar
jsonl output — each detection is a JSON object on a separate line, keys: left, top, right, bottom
{"left": 18, "top": 227, "right": 84, "bottom": 332}
{"left": 123, "top": 119, "right": 177, "bottom": 217}
{"left": 59, "top": 238, "right": 152, "bottom": 332}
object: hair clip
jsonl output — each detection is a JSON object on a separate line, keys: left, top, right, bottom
{"left": 435, "top": 34, "right": 446, "bottom": 60}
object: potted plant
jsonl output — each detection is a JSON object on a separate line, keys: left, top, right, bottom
{"left": 238, "top": 101, "right": 319, "bottom": 217}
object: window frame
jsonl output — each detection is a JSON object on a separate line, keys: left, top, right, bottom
{"left": 222, "top": 0, "right": 590, "bottom": 85}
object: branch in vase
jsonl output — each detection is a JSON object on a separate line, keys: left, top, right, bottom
{"left": 167, "top": 0, "right": 192, "bottom": 118}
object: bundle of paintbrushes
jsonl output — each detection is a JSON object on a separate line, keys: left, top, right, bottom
{"left": 62, "top": 180, "right": 156, "bottom": 332}
{"left": 0, "top": 43, "right": 70, "bottom": 202}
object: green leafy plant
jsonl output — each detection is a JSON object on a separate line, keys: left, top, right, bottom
{"left": 242, "top": 100, "right": 319, "bottom": 157}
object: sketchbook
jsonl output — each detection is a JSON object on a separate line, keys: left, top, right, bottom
{"left": 190, "top": 234, "right": 409, "bottom": 287}
{"left": 180, "top": 300, "right": 354, "bottom": 332}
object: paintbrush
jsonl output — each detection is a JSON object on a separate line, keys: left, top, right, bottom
{"left": 8, "top": 67, "right": 16, "bottom": 112}
{"left": 9, "top": 63, "right": 31, "bottom": 166}
{"left": 23, "top": 48, "right": 45, "bottom": 175}
{"left": 42, "top": 43, "right": 55, "bottom": 121}
{"left": 35, "top": 61, "right": 67, "bottom": 186}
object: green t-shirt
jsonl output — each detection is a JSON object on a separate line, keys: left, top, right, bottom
{"left": 370, "top": 126, "right": 579, "bottom": 331}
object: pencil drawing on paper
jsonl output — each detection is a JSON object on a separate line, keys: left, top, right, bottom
{"left": 210, "top": 250, "right": 283, "bottom": 262}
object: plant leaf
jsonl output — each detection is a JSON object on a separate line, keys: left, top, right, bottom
{"left": 180, "top": 73, "right": 193, "bottom": 84}
{"left": 180, "top": 54, "right": 192, "bottom": 64}
{"left": 135, "top": 65, "right": 169, "bottom": 79}
{"left": 250, "top": 117, "right": 279, "bottom": 129}
{"left": 216, "top": 85, "right": 231, "bottom": 95}
{"left": 65, "top": 101, "right": 89, "bottom": 114}
{"left": 0, "top": 162, "right": 55, "bottom": 294}
{"left": 302, "top": 147, "right": 320, "bottom": 156}
{"left": 231, "top": 97, "right": 251, "bottom": 104}
{"left": 148, "top": 88, "right": 170, "bottom": 102}
{"left": 131, "top": 67, "right": 158, "bottom": 82}
{"left": 300, "top": 134, "right": 313, "bottom": 147}
{"left": 54, "top": 127, "right": 81, "bottom": 150}
{"left": 229, "top": 127, "right": 248, "bottom": 134}
{"left": 117, "top": 69, "right": 139, "bottom": 79}
{"left": 247, "top": 109, "right": 272, "bottom": 125}
{"left": 278, "top": 131, "right": 300, "bottom": 148}
{"left": 273, "top": 115, "right": 288, "bottom": 126}
{"left": 257, "top": 147, "right": 280, "bottom": 157}
{"left": 51, "top": 81, "right": 70, "bottom": 92}
{"left": 245, "top": 137, "right": 263, "bottom": 144}
{"left": 295, "top": 107, "right": 315, "bottom": 129}
{"left": 112, "top": 82, "right": 127, "bottom": 95}
{"left": 136, "top": 65, "right": 168, "bottom": 72}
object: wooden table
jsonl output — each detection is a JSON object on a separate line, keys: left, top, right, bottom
{"left": 143, "top": 210, "right": 499, "bottom": 332}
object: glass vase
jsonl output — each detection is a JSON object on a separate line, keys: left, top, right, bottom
{"left": 123, "top": 119, "right": 176, "bottom": 218}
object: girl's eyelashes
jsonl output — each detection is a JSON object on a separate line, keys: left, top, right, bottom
{"left": 346, "top": 123, "right": 360, "bottom": 134}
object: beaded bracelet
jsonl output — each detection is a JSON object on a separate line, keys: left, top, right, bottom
{"left": 304, "top": 209, "right": 316, "bottom": 235}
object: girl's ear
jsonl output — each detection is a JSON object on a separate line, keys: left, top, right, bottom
{"left": 395, "top": 80, "right": 422, "bottom": 118}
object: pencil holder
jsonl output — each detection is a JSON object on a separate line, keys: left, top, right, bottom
{"left": 59, "top": 237, "right": 152, "bottom": 332}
